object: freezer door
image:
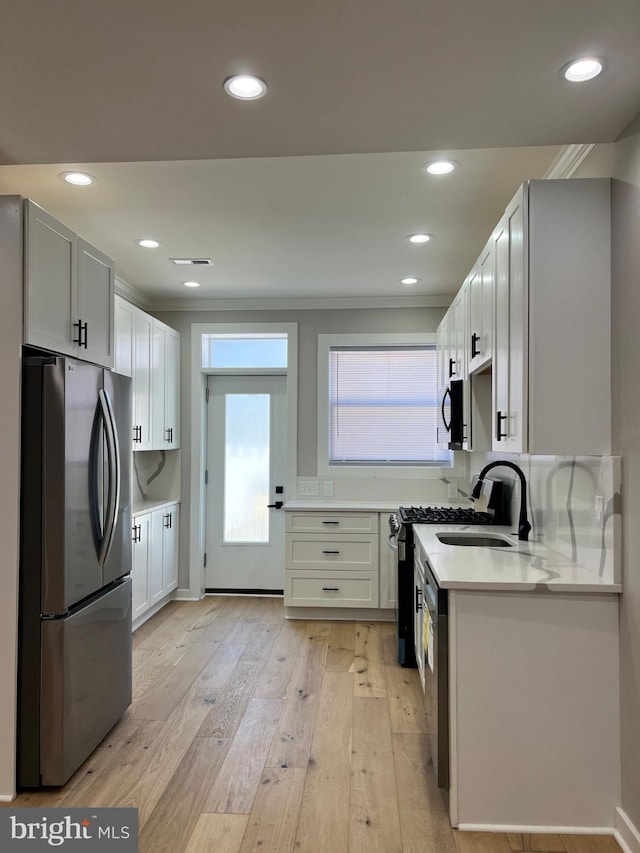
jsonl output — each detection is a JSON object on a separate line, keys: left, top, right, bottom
{"left": 42, "top": 358, "right": 104, "bottom": 614}
{"left": 102, "top": 370, "right": 132, "bottom": 586}
{"left": 40, "top": 578, "right": 132, "bottom": 786}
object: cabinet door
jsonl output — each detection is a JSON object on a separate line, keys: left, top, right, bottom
{"left": 479, "top": 240, "right": 493, "bottom": 368}
{"left": 467, "top": 264, "right": 482, "bottom": 372}
{"left": 162, "top": 505, "right": 179, "bottom": 594}
{"left": 378, "top": 514, "right": 397, "bottom": 609}
{"left": 24, "top": 200, "right": 77, "bottom": 357}
{"left": 132, "top": 309, "right": 153, "bottom": 450}
{"left": 114, "top": 295, "right": 135, "bottom": 377}
{"left": 492, "top": 188, "right": 527, "bottom": 453}
{"left": 77, "top": 238, "right": 114, "bottom": 368}
{"left": 165, "top": 328, "right": 180, "bottom": 449}
{"left": 149, "top": 510, "right": 165, "bottom": 606}
{"left": 151, "top": 322, "right": 167, "bottom": 448}
{"left": 132, "top": 514, "right": 151, "bottom": 620}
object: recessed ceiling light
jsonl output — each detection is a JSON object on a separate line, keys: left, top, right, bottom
{"left": 562, "top": 57, "right": 605, "bottom": 82}
{"left": 137, "top": 239, "right": 160, "bottom": 249}
{"left": 406, "top": 234, "right": 432, "bottom": 244}
{"left": 59, "top": 171, "right": 94, "bottom": 186}
{"left": 224, "top": 75, "right": 268, "bottom": 100}
{"left": 401, "top": 277, "right": 420, "bottom": 286}
{"left": 423, "top": 160, "right": 457, "bottom": 175}
{"left": 182, "top": 281, "right": 201, "bottom": 288}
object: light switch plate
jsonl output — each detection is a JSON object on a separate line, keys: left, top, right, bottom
{"left": 324, "top": 480, "right": 334, "bottom": 496}
{"left": 299, "top": 480, "right": 319, "bottom": 496}
{"left": 447, "top": 483, "right": 458, "bottom": 499}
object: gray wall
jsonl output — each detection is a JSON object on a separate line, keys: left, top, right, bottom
{"left": 609, "top": 122, "right": 640, "bottom": 832}
{"left": 154, "top": 305, "right": 445, "bottom": 588}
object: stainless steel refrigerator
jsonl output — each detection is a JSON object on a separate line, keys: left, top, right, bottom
{"left": 18, "top": 350, "right": 133, "bottom": 787}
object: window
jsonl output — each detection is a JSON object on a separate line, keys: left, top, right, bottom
{"left": 202, "top": 334, "right": 288, "bottom": 369}
{"left": 326, "top": 345, "right": 449, "bottom": 466}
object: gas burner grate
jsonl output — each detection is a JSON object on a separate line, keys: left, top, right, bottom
{"left": 398, "top": 505, "right": 495, "bottom": 525}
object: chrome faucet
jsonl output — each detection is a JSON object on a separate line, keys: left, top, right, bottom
{"left": 471, "top": 461, "right": 532, "bottom": 541}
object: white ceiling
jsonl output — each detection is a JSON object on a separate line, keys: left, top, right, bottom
{"left": 0, "top": 1, "right": 638, "bottom": 303}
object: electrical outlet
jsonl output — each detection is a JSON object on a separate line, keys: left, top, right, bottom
{"left": 323, "top": 480, "right": 334, "bottom": 497}
{"left": 595, "top": 494, "right": 605, "bottom": 525}
{"left": 447, "top": 483, "right": 458, "bottom": 500}
{"left": 299, "top": 480, "right": 319, "bottom": 496}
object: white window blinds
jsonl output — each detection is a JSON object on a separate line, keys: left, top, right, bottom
{"left": 328, "top": 346, "right": 449, "bottom": 465}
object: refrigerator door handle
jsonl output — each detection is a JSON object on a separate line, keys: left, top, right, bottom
{"left": 98, "top": 389, "right": 120, "bottom": 566}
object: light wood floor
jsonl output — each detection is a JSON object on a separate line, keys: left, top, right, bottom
{"left": 8, "top": 596, "right": 621, "bottom": 853}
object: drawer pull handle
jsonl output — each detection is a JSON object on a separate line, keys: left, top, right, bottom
{"left": 322, "top": 587, "right": 340, "bottom": 592}
{"left": 322, "top": 520, "right": 340, "bottom": 525}
{"left": 322, "top": 550, "right": 340, "bottom": 555}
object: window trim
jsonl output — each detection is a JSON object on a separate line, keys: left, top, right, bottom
{"left": 317, "top": 333, "right": 462, "bottom": 480}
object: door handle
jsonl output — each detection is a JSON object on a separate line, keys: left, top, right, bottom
{"left": 471, "top": 332, "right": 480, "bottom": 359}
{"left": 322, "top": 587, "right": 340, "bottom": 592}
{"left": 322, "top": 550, "right": 340, "bottom": 555}
{"left": 98, "top": 389, "right": 120, "bottom": 566}
{"left": 267, "top": 501, "right": 284, "bottom": 509}
{"left": 496, "top": 410, "right": 508, "bottom": 441}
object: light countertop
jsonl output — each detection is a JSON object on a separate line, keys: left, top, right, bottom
{"left": 414, "top": 524, "right": 621, "bottom": 593}
{"left": 133, "top": 498, "right": 180, "bottom": 515}
{"left": 283, "top": 500, "right": 403, "bottom": 513}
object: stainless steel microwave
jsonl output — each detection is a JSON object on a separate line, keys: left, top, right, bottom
{"left": 437, "top": 378, "right": 464, "bottom": 450}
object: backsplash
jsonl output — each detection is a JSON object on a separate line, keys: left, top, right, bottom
{"left": 469, "top": 454, "right": 622, "bottom": 585}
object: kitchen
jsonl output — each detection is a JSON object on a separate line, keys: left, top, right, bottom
{"left": 1, "top": 2, "right": 640, "bottom": 852}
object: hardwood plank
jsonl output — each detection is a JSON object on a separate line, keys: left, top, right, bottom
{"left": 391, "top": 732, "right": 456, "bottom": 853}
{"left": 520, "top": 835, "right": 568, "bottom": 852}
{"left": 132, "top": 640, "right": 221, "bottom": 721}
{"left": 195, "top": 643, "right": 246, "bottom": 692}
{"left": 239, "top": 766, "right": 306, "bottom": 853}
{"left": 354, "top": 622, "right": 387, "bottom": 698}
{"left": 349, "top": 697, "right": 402, "bottom": 853}
{"left": 326, "top": 622, "right": 356, "bottom": 672}
{"left": 197, "top": 658, "right": 264, "bottom": 738}
{"left": 508, "top": 835, "right": 525, "bottom": 851}
{"left": 454, "top": 831, "right": 514, "bottom": 853}
{"left": 147, "top": 614, "right": 235, "bottom": 667}
{"left": 204, "top": 698, "right": 283, "bottom": 814}
{"left": 259, "top": 596, "right": 286, "bottom": 622}
{"left": 294, "top": 671, "right": 353, "bottom": 853}
{"left": 110, "top": 688, "right": 218, "bottom": 826}
{"left": 132, "top": 601, "right": 186, "bottom": 648}
{"left": 253, "top": 626, "right": 300, "bottom": 700}
{"left": 239, "top": 621, "right": 281, "bottom": 663}
{"left": 265, "top": 642, "right": 326, "bottom": 770}
{"left": 185, "top": 814, "right": 249, "bottom": 853}
{"left": 562, "top": 837, "right": 621, "bottom": 853}
{"left": 131, "top": 663, "right": 174, "bottom": 702}
{"left": 385, "top": 665, "right": 427, "bottom": 734}
{"left": 381, "top": 621, "right": 399, "bottom": 666}
{"left": 139, "top": 736, "right": 230, "bottom": 853}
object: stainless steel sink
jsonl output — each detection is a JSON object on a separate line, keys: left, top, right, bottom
{"left": 436, "top": 532, "right": 514, "bottom": 548}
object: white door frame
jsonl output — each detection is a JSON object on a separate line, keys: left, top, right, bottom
{"left": 187, "top": 323, "right": 298, "bottom": 600}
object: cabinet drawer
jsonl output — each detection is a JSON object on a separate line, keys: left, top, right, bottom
{"left": 285, "top": 571, "right": 378, "bottom": 608}
{"left": 286, "top": 512, "right": 379, "bottom": 534}
{"left": 285, "top": 533, "right": 379, "bottom": 571}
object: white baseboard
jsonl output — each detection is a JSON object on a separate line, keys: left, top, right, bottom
{"left": 284, "top": 606, "right": 394, "bottom": 622}
{"left": 458, "top": 824, "right": 614, "bottom": 835}
{"left": 615, "top": 807, "right": 640, "bottom": 853}
{"left": 172, "top": 589, "right": 204, "bottom": 601}
{"left": 0, "top": 794, "right": 16, "bottom": 802}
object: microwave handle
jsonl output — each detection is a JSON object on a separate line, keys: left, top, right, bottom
{"left": 441, "top": 387, "right": 452, "bottom": 433}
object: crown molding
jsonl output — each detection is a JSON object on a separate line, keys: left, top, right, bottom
{"left": 149, "top": 294, "right": 452, "bottom": 312}
{"left": 114, "top": 276, "right": 151, "bottom": 309}
{"left": 544, "top": 143, "right": 597, "bottom": 179}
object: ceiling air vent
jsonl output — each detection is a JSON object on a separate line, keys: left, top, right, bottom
{"left": 170, "top": 258, "right": 214, "bottom": 266}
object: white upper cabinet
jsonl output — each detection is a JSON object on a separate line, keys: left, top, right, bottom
{"left": 468, "top": 237, "right": 493, "bottom": 374}
{"left": 24, "top": 200, "right": 114, "bottom": 368}
{"left": 114, "top": 295, "right": 180, "bottom": 451}
{"left": 152, "top": 320, "right": 180, "bottom": 449}
{"left": 491, "top": 179, "right": 611, "bottom": 456}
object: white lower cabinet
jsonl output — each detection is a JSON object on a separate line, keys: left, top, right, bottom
{"left": 284, "top": 511, "right": 379, "bottom": 608}
{"left": 132, "top": 502, "right": 180, "bottom": 625}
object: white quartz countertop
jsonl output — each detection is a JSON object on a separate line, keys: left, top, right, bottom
{"left": 414, "top": 524, "right": 622, "bottom": 593}
{"left": 283, "top": 500, "right": 403, "bottom": 513}
{"left": 133, "top": 498, "right": 180, "bottom": 515}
